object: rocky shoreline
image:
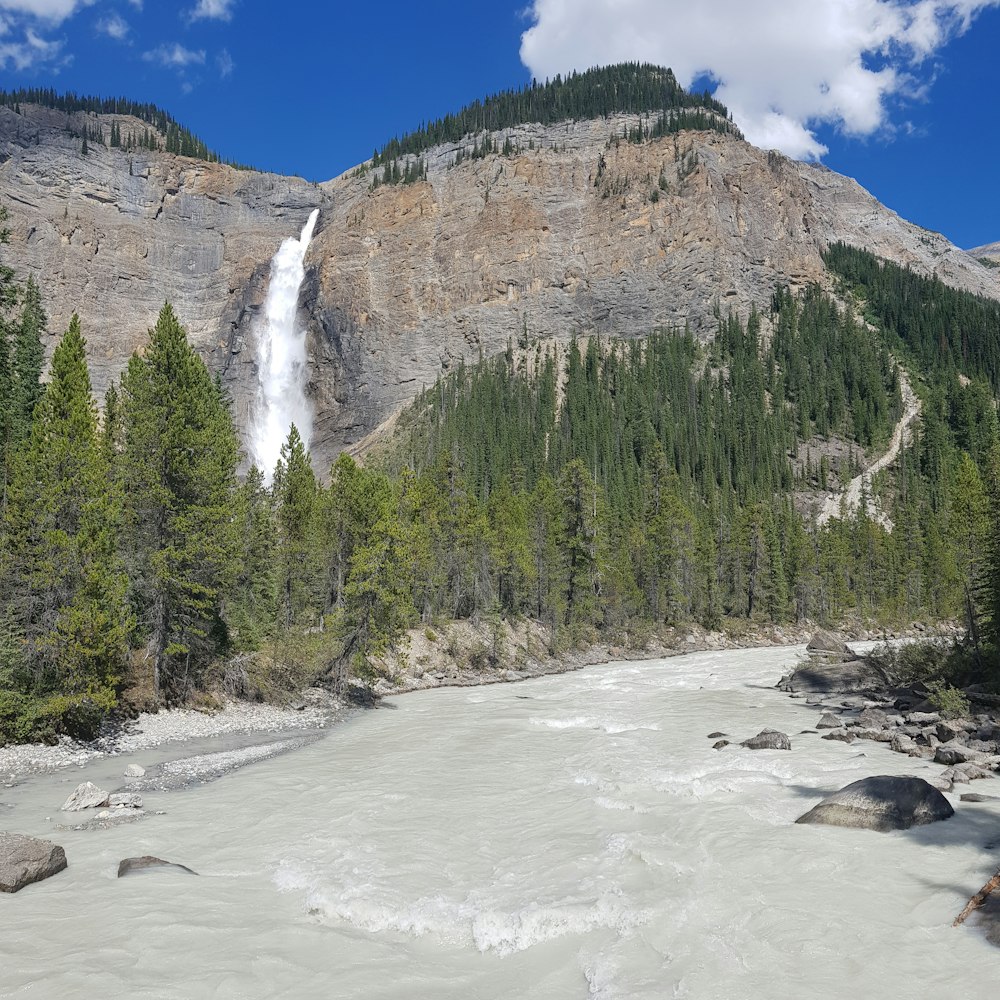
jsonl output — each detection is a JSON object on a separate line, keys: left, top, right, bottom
{"left": 775, "top": 630, "right": 1000, "bottom": 796}
{"left": 1, "top": 620, "right": 961, "bottom": 785}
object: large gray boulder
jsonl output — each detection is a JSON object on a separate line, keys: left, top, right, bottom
{"left": 741, "top": 729, "right": 791, "bottom": 750}
{"left": 60, "top": 781, "right": 109, "bottom": 811}
{"left": 796, "top": 775, "right": 954, "bottom": 832}
{"left": 816, "top": 712, "right": 841, "bottom": 729}
{"left": 777, "top": 658, "right": 886, "bottom": 695}
{"left": 807, "top": 630, "right": 854, "bottom": 656}
{"left": 117, "top": 856, "right": 198, "bottom": 878}
{"left": 935, "top": 742, "right": 987, "bottom": 766}
{"left": 0, "top": 833, "right": 68, "bottom": 892}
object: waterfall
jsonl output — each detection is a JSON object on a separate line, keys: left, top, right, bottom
{"left": 249, "top": 208, "right": 320, "bottom": 479}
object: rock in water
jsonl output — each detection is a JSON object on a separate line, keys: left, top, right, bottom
{"left": 806, "top": 630, "right": 854, "bottom": 656}
{"left": 741, "top": 729, "right": 791, "bottom": 750}
{"left": 796, "top": 776, "right": 954, "bottom": 832}
{"left": 108, "top": 793, "right": 143, "bottom": 809}
{"left": 123, "top": 764, "right": 145, "bottom": 778}
{"left": 60, "top": 781, "right": 110, "bottom": 811}
{"left": 816, "top": 712, "right": 841, "bottom": 729}
{"left": 117, "top": 856, "right": 198, "bottom": 878}
{"left": 0, "top": 833, "right": 68, "bottom": 892}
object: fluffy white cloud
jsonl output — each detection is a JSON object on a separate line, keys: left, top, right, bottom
{"left": 0, "top": 23, "right": 62, "bottom": 68}
{"left": 0, "top": 0, "right": 93, "bottom": 24}
{"left": 520, "top": 0, "right": 1000, "bottom": 159}
{"left": 143, "top": 41, "right": 205, "bottom": 68}
{"left": 96, "top": 11, "right": 128, "bottom": 40}
{"left": 189, "top": 0, "right": 235, "bottom": 21}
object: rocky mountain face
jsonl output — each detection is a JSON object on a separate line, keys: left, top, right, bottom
{"left": 2, "top": 104, "right": 998, "bottom": 473}
{"left": 970, "top": 241, "right": 1000, "bottom": 265}
{"left": 0, "top": 103, "right": 324, "bottom": 410}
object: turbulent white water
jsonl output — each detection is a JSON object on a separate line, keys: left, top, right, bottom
{"left": 248, "top": 209, "right": 320, "bottom": 478}
{"left": 4, "top": 647, "right": 1000, "bottom": 999}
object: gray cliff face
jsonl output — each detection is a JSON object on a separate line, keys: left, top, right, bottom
{"left": 0, "top": 103, "right": 324, "bottom": 411}
{"left": 2, "top": 105, "right": 998, "bottom": 473}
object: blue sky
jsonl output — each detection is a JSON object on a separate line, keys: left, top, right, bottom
{"left": 0, "top": 0, "right": 997, "bottom": 249}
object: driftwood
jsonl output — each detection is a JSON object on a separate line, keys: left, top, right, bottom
{"left": 953, "top": 867, "right": 1000, "bottom": 927}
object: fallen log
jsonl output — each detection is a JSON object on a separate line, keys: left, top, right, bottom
{"left": 953, "top": 867, "right": 1000, "bottom": 927}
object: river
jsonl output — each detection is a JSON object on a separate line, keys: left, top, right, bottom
{"left": 2, "top": 645, "right": 998, "bottom": 998}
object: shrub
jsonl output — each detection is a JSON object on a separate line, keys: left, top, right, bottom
{"left": 925, "top": 680, "right": 971, "bottom": 720}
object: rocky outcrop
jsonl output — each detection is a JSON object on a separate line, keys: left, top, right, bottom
{"left": 0, "top": 832, "right": 67, "bottom": 892}
{"left": 796, "top": 775, "right": 954, "bottom": 831}
{"left": 4, "top": 104, "right": 999, "bottom": 473}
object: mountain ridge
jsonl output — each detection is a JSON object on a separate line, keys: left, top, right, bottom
{"left": 1, "top": 72, "right": 998, "bottom": 471}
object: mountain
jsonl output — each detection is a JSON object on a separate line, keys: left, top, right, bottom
{"left": 1, "top": 70, "right": 998, "bottom": 471}
{"left": 970, "top": 241, "right": 1000, "bottom": 266}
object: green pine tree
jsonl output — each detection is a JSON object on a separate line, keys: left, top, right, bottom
{"left": 120, "top": 303, "right": 240, "bottom": 700}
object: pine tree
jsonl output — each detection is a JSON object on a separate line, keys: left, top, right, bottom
{"left": 10, "top": 274, "right": 46, "bottom": 444}
{"left": 2, "top": 316, "right": 130, "bottom": 697}
{"left": 228, "top": 465, "right": 279, "bottom": 649}
{"left": 336, "top": 492, "right": 413, "bottom": 687}
{"left": 120, "top": 303, "right": 239, "bottom": 700}
{"left": 274, "top": 424, "right": 320, "bottom": 627}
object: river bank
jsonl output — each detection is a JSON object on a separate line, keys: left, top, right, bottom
{"left": 1, "top": 618, "right": 961, "bottom": 784}
{"left": 3, "top": 644, "right": 998, "bottom": 999}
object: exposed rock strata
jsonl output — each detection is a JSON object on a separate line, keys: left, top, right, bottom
{"left": 4, "top": 104, "right": 998, "bottom": 471}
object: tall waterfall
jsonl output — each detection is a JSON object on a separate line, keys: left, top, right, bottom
{"left": 249, "top": 208, "right": 320, "bottom": 478}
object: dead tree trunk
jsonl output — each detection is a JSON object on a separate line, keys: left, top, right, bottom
{"left": 953, "top": 867, "right": 1000, "bottom": 927}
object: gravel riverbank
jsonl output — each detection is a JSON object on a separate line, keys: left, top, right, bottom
{"left": 0, "top": 693, "right": 340, "bottom": 784}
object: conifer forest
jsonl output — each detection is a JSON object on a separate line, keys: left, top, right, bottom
{"left": 3, "top": 190, "right": 1000, "bottom": 744}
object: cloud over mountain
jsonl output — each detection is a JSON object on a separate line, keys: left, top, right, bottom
{"left": 520, "top": 0, "right": 1000, "bottom": 159}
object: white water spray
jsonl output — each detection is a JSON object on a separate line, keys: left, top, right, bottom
{"left": 249, "top": 208, "right": 320, "bottom": 478}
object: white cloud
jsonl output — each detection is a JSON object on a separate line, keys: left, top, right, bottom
{"left": 96, "top": 11, "right": 127, "bottom": 40}
{"left": 520, "top": 0, "right": 1000, "bottom": 159}
{"left": 143, "top": 41, "right": 205, "bottom": 68}
{"left": 216, "top": 46, "right": 233, "bottom": 77}
{"left": 0, "top": 24, "right": 62, "bottom": 68}
{"left": 189, "top": 0, "right": 235, "bottom": 21}
{"left": 0, "top": 0, "right": 93, "bottom": 24}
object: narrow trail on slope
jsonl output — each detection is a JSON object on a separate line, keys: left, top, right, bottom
{"left": 817, "top": 365, "right": 921, "bottom": 530}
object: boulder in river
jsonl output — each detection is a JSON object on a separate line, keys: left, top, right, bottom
{"left": 108, "top": 793, "right": 143, "bottom": 809}
{"left": 776, "top": 658, "right": 886, "bottom": 695}
{"left": 816, "top": 713, "right": 841, "bottom": 729}
{"left": 741, "top": 729, "right": 791, "bottom": 751}
{"left": 795, "top": 775, "right": 954, "bottom": 832}
{"left": 961, "top": 793, "right": 1000, "bottom": 803}
{"left": 117, "top": 856, "right": 198, "bottom": 878}
{"left": 706, "top": 732, "right": 727, "bottom": 739}
{"left": 0, "top": 833, "right": 68, "bottom": 892}
{"left": 123, "top": 764, "right": 146, "bottom": 779}
{"left": 806, "top": 630, "right": 855, "bottom": 658}
{"left": 822, "top": 729, "right": 855, "bottom": 743}
{"left": 60, "top": 781, "right": 110, "bottom": 811}
{"left": 858, "top": 707, "right": 890, "bottom": 730}
{"left": 713, "top": 740, "right": 730, "bottom": 750}
{"left": 935, "top": 742, "right": 987, "bottom": 766}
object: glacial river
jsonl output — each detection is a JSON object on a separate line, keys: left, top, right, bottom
{"left": 2, "top": 646, "right": 999, "bottom": 999}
